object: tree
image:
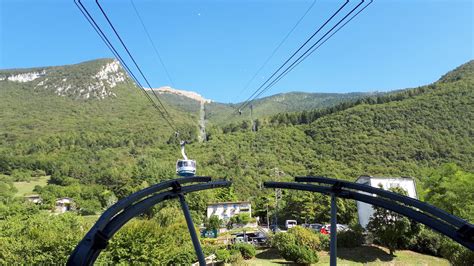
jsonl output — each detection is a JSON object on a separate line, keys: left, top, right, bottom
{"left": 205, "top": 215, "right": 222, "bottom": 231}
{"left": 423, "top": 163, "right": 474, "bottom": 222}
{"left": 229, "top": 213, "right": 252, "bottom": 227}
{"left": 367, "top": 187, "right": 420, "bottom": 255}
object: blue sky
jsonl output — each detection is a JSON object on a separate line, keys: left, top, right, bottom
{"left": 0, "top": 0, "right": 472, "bottom": 103}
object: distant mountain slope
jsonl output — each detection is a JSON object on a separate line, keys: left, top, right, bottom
{"left": 0, "top": 61, "right": 198, "bottom": 149}
{"left": 0, "top": 59, "right": 126, "bottom": 100}
{"left": 303, "top": 61, "right": 474, "bottom": 174}
{"left": 0, "top": 58, "right": 375, "bottom": 127}
{"left": 438, "top": 60, "right": 474, "bottom": 83}
{"left": 203, "top": 91, "right": 375, "bottom": 125}
{"left": 0, "top": 58, "right": 472, "bottom": 201}
{"left": 179, "top": 61, "right": 474, "bottom": 198}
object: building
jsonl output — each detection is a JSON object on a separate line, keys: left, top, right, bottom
{"left": 356, "top": 175, "right": 418, "bottom": 228}
{"left": 207, "top": 201, "right": 251, "bottom": 221}
{"left": 55, "top": 197, "right": 75, "bottom": 213}
{"left": 24, "top": 194, "right": 42, "bottom": 204}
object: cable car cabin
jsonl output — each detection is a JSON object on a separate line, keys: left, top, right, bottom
{"left": 176, "top": 159, "right": 196, "bottom": 176}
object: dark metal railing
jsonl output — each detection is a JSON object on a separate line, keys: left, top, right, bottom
{"left": 264, "top": 176, "right": 474, "bottom": 266}
{"left": 67, "top": 177, "right": 231, "bottom": 266}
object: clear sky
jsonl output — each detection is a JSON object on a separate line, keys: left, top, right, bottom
{"left": 0, "top": 0, "right": 472, "bottom": 103}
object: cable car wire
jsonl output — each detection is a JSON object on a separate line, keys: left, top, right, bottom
{"left": 235, "top": 0, "right": 350, "bottom": 113}
{"left": 94, "top": 0, "right": 175, "bottom": 124}
{"left": 76, "top": 0, "right": 175, "bottom": 131}
{"left": 258, "top": 0, "right": 374, "bottom": 97}
{"left": 75, "top": 0, "right": 177, "bottom": 131}
{"left": 130, "top": 0, "right": 176, "bottom": 88}
{"left": 75, "top": 0, "right": 159, "bottom": 110}
{"left": 243, "top": 0, "right": 371, "bottom": 105}
{"left": 235, "top": 0, "right": 317, "bottom": 100}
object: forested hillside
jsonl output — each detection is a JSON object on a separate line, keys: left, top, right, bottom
{"left": 204, "top": 91, "right": 374, "bottom": 125}
{"left": 0, "top": 59, "right": 472, "bottom": 264}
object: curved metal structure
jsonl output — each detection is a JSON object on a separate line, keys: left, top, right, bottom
{"left": 264, "top": 176, "right": 474, "bottom": 251}
{"left": 68, "top": 176, "right": 231, "bottom": 266}
{"left": 68, "top": 175, "right": 472, "bottom": 266}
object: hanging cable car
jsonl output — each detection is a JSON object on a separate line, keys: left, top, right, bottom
{"left": 176, "top": 140, "right": 196, "bottom": 176}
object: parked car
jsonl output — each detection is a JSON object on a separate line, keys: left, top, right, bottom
{"left": 270, "top": 224, "right": 282, "bottom": 233}
{"left": 309, "top": 223, "right": 323, "bottom": 231}
{"left": 285, "top": 220, "right": 297, "bottom": 229}
{"left": 320, "top": 224, "right": 349, "bottom": 234}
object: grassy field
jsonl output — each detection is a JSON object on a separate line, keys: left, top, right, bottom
{"left": 248, "top": 246, "right": 449, "bottom": 266}
{"left": 13, "top": 176, "right": 50, "bottom": 196}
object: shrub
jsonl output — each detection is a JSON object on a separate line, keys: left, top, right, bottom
{"left": 271, "top": 231, "right": 319, "bottom": 264}
{"left": 228, "top": 250, "right": 244, "bottom": 264}
{"left": 287, "top": 226, "right": 321, "bottom": 251}
{"left": 229, "top": 213, "right": 255, "bottom": 227}
{"left": 337, "top": 225, "right": 364, "bottom": 248}
{"left": 440, "top": 240, "right": 474, "bottom": 266}
{"left": 11, "top": 169, "right": 32, "bottom": 182}
{"left": 317, "top": 233, "right": 330, "bottom": 251}
{"left": 409, "top": 228, "right": 443, "bottom": 256}
{"left": 77, "top": 199, "right": 101, "bottom": 215}
{"left": 215, "top": 249, "right": 231, "bottom": 263}
{"left": 271, "top": 232, "right": 296, "bottom": 252}
{"left": 32, "top": 169, "right": 46, "bottom": 177}
{"left": 165, "top": 248, "right": 196, "bottom": 265}
{"left": 232, "top": 243, "right": 256, "bottom": 259}
{"left": 276, "top": 242, "right": 318, "bottom": 265}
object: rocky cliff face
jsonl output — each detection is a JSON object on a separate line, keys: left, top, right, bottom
{"left": 0, "top": 59, "right": 127, "bottom": 100}
{"left": 151, "top": 86, "right": 212, "bottom": 103}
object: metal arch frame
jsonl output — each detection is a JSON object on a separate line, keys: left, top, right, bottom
{"left": 264, "top": 176, "right": 474, "bottom": 266}
{"left": 68, "top": 177, "right": 231, "bottom": 266}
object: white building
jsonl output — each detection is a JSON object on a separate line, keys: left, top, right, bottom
{"left": 24, "top": 195, "right": 42, "bottom": 204}
{"left": 55, "top": 197, "right": 75, "bottom": 213}
{"left": 207, "top": 201, "right": 251, "bottom": 221}
{"left": 356, "top": 176, "right": 418, "bottom": 228}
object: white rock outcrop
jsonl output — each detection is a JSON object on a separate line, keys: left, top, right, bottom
{"left": 4, "top": 70, "right": 46, "bottom": 82}
{"left": 151, "top": 86, "right": 212, "bottom": 103}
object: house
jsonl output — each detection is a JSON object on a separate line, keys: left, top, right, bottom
{"left": 356, "top": 175, "right": 418, "bottom": 228}
{"left": 24, "top": 194, "right": 42, "bottom": 204}
{"left": 207, "top": 201, "right": 252, "bottom": 221}
{"left": 55, "top": 197, "right": 75, "bottom": 213}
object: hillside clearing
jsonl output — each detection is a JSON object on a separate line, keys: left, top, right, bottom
{"left": 13, "top": 176, "right": 50, "bottom": 196}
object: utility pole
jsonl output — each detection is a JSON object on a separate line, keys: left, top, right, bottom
{"left": 250, "top": 104, "right": 255, "bottom": 132}
{"left": 266, "top": 203, "right": 270, "bottom": 230}
{"left": 274, "top": 188, "right": 281, "bottom": 228}
{"left": 330, "top": 193, "right": 337, "bottom": 266}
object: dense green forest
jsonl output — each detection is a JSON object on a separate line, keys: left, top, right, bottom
{"left": 0, "top": 59, "right": 472, "bottom": 264}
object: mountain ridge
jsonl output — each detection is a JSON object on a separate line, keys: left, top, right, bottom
{"left": 0, "top": 58, "right": 374, "bottom": 104}
{"left": 0, "top": 58, "right": 126, "bottom": 100}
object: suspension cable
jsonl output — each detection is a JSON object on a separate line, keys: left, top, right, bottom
{"left": 244, "top": 0, "right": 372, "bottom": 106}
{"left": 236, "top": 0, "right": 350, "bottom": 113}
{"left": 130, "top": 0, "right": 176, "bottom": 88}
{"left": 235, "top": 0, "right": 317, "bottom": 100}
{"left": 95, "top": 0, "right": 175, "bottom": 126}
{"left": 75, "top": 0, "right": 177, "bottom": 132}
